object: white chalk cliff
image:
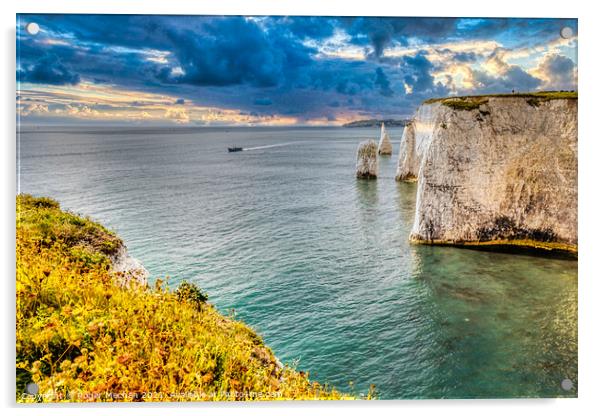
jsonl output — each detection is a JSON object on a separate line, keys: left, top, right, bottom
{"left": 356, "top": 139, "right": 379, "bottom": 179}
{"left": 395, "top": 103, "right": 441, "bottom": 181}
{"left": 396, "top": 95, "right": 577, "bottom": 253}
{"left": 378, "top": 123, "right": 393, "bottom": 155}
{"left": 111, "top": 245, "right": 150, "bottom": 286}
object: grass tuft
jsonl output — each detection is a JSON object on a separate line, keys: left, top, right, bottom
{"left": 440, "top": 97, "right": 489, "bottom": 111}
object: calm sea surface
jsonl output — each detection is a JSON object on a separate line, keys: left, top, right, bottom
{"left": 17, "top": 126, "right": 577, "bottom": 399}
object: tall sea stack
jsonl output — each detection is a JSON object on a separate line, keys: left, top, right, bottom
{"left": 378, "top": 123, "right": 393, "bottom": 155}
{"left": 356, "top": 140, "right": 378, "bottom": 179}
{"left": 397, "top": 94, "right": 578, "bottom": 254}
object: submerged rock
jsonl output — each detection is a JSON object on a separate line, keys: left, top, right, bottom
{"left": 399, "top": 95, "right": 578, "bottom": 253}
{"left": 356, "top": 140, "right": 378, "bottom": 179}
{"left": 378, "top": 123, "right": 393, "bottom": 155}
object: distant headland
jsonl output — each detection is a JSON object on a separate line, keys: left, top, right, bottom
{"left": 342, "top": 119, "right": 410, "bottom": 128}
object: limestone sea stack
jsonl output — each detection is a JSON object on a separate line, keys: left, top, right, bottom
{"left": 378, "top": 123, "right": 393, "bottom": 155}
{"left": 356, "top": 139, "right": 378, "bottom": 179}
{"left": 397, "top": 94, "right": 577, "bottom": 253}
{"left": 395, "top": 103, "right": 441, "bottom": 182}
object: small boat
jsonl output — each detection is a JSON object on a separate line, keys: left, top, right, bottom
{"left": 228, "top": 146, "right": 243, "bottom": 152}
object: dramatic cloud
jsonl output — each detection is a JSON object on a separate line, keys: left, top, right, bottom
{"left": 346, "top": 17, "right": 459, "bottom": 58}
{"left": 157, "top": 17, "right": 313, "bottom": 88}
{"left": 16, "top": 15, "right": 578, "bottom": 125}
{"left": 165, "top": 107, "right": 190, "bottom": 123}
{"left": 532, "top": 53, "right": 577, "bottom": 90}
{"left": 399, "top": 52, "right": 450, "bottom": 97}
{"left": 275, "top": 16, "right": 338, "bottom": 40}
{"left": 374, "top": 68, "right": 394, "bottom": 97}
{"left": 18, "top": 54, "right": 80, "bottom": 85}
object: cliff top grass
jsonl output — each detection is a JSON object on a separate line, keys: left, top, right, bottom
{"left": 16, "top": 194, "right": 358, "bottom": 402}
{"left": 423, "top": 91, "right": 578, "bottom": 110}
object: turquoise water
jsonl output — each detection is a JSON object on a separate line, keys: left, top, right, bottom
{"left": 17, "top": 126, "right": 577, "bottom": 399}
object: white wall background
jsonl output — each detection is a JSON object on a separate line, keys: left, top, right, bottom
{"left": 2, "top": 1, "right": 600, "bottom": 415}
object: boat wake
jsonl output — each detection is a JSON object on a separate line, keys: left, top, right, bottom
{"left": 243, "top": 141, "right": 305, "bottom": 151}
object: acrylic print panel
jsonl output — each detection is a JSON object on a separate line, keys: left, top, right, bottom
{"left": 16, "top": 14, "right": 578, "bottom": 402}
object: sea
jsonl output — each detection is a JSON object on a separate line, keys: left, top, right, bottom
{"left": 17, "top": 125, "right": 577, "bottom": 399}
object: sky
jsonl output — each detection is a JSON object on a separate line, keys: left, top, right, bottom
{"left": 16, "top": 15, "right": 578, "bottom": 126}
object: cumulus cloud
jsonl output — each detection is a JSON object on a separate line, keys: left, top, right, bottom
{"left": 472, "top": 48, "right": 542, "bottom": 92}
{"left": 65, "top": 104, "right": 100, "bottom": 117}
{"left": 467, "top": 67, "right": 540, "bottom": 93}
{"left": 165, "top": 107, "right": 190, "bottom": 123}
{"left": 531, "top": 53, "right": 577, "bottom": 90}
{"left": 20, "top": 103, "right": 49, "bottom": 116}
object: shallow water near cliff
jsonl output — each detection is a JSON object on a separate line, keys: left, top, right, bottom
{"left": 18, "top": 126, "right": 577, "bottom": 399}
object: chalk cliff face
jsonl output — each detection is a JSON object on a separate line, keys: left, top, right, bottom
{"left": 111, "top": 245, "right": 150, "bottom": 286}
{"left": 397, "top": 96, "right": 577, "bottom": 253}
{"left": 356, "top": 140, "right": 378, "bottom": 179}
{"left": 395, "top": 103, "right": 441, "bottom": 181}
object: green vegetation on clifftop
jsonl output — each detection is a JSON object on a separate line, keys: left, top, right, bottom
{"left": 16, "top": 195, "right": 358, "bottom": 402}
{"left": 423, "top": 91, "right": 577, "bottom": 110}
